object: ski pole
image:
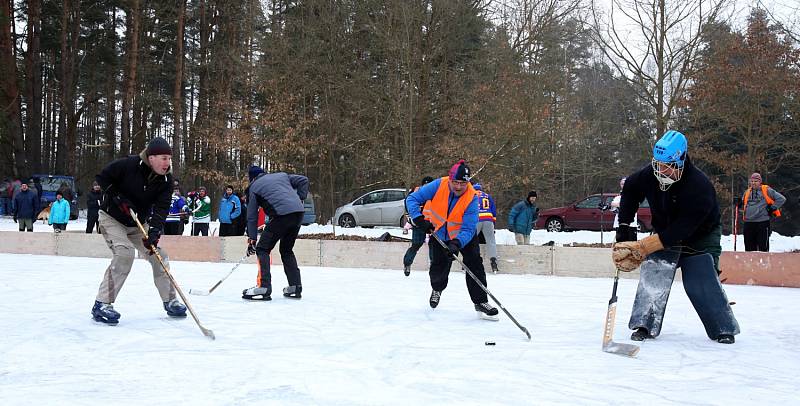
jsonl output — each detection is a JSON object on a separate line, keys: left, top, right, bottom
{"left": 129, "top": 209, "right": 215, "bottom": 340}
{"left": 431, "top": 233, "right": 531, "bottom": 340}
{"left": 189, "top": 254, "right": 249, "bottom": 296}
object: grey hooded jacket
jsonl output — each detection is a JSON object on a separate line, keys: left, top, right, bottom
{"left": 247, "top": 172, "right": 309, "bottom": 240}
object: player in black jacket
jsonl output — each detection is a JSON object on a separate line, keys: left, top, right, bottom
{"left": 613, "top": 130, "right": 739, "bottom": 344}
{"left": 90, "top": 137, "right": 187, "bottom": 325}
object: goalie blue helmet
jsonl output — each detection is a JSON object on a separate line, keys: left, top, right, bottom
{"left": 652, "top": 130, "right": 687, "bottom": 167}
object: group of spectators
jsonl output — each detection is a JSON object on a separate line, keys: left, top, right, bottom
{"left": 163, "top": 180, "right": 249, "bottom": 236}
{"left": 1, "top": 176, "right": 75, "bottom": 233}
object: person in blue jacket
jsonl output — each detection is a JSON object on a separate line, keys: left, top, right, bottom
{"left": 12, "top": 182, "right": 39, "bottom": 232}
{"left": 508, "top": 191, "right": 538, "bottom": 245}
{"left": 218, "top": 185, "right": 242, "bottom": 237}
{"left": 406, "top": 160, "right": 499, "bottom": 320}
{"left": 49, "top": 191, "right": 71, "bottom": 232}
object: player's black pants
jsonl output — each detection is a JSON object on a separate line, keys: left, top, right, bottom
{"left": 743, "top": 220, "right": 770, "bottom": 252}
{"left": 255, "top": 211, "right": 303, "bottom": 289}
{"left": 429, "top": 235, "right": 487, "bottom": 304}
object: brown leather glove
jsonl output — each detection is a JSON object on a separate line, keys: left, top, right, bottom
{"left": 612, "top": 234, "right": 664, "bottom": 272}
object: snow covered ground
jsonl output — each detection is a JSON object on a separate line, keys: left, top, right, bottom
{"left": 0, "top": 253, "right": 798, "bottom": 405}
{"left": 2, "top": 215, "right": 799, "bottom": 252}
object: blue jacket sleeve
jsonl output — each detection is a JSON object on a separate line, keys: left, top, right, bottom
{"left": 231, "top": 195, "right": 242, "bottom": 219}
{"left": 406, "top": 178, "right": 440, "bottom": 220}
{"left": 489, "top": 195, "right": 497, "bottom": 220}
{"left": 509, "top": 201, "right": 521, "bottom": 228}
{"left": 247, "top": 189, "right": 259, "bottom": 240}
{"left": 289, "top": 175, "right": 309, "bottom": 201}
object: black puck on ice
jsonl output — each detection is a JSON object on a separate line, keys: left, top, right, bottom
{"left": 485, "top": 341, "right": 496, "bottom": 346}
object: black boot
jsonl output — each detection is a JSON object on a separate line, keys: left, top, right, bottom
{"left": 404, "top": 265, "right": 411, "bottom": 277}
{"left": 717, "top": 334, "right": 735, "bottom": 344}
{"left": 630, "top": 327, "right": 654, "bottom": 341}
{"left": 429, "top": 290, "right": 441, "bottom": 308}
{"left": 490, "top": 258, "right": 499, "bottom": 274}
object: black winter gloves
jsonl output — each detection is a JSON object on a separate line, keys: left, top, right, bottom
{"left": 412, "top": 216, "right": 435, "bottom": 234}
{"left": 246, "top": 239, "right": 257, "bottom": 257}
{"left": 112, "top": 194, "right": 136, "bottom": 216}
{"left": 446, "top": 239, "right": 461, "bottom": 258}
{"left": 142, "top": 227, "right": 161, "bottom": 254}
{"left": 615, "top": 224, "right": 638, "bottom": 243}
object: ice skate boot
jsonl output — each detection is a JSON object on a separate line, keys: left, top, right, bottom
{"left": 242, "top": 286, "right": 272, "bottom": 301}
{"left": 92, "top": 300, "right": 120, "bottom": 325}
{"left": 475, "top": 302, "right": 499, "bottom": 321}
{"left": 716, "top": 334, "right": 735, "bottom": 344}
{"left": 429, "top": 290, "right": 442, "bottom": 308}
{"left": 283, "top": 285, "right": 302, "bottom": 299}
{"left": 163, "top": 298, "right": 187, "bottom": 317}
{"left": 630, "top": 327, "right": 654, "bottom": 341}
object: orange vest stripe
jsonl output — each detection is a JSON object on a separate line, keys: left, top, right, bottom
{"left": 422, "top": 177, "right": 477, "bottom": 240}
{"left": 743, "top": 184, "right": 781, "bottom": 220}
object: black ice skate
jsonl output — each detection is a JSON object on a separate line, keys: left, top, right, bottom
{"left": 163, "top": 298, "right": 187, "bottom": 317}
{"left": 283, "top": 285, "right": 302, "bottom": 299}
{"left": 429, "top": 290, "right": 441, "bottom": 308}
{"left": 91, "top": 300, "right": 120, "bottom": 325}
{"left": 475, "top": 302, "right": 499, "bottom": 321}
{"left": 630, "top": 327, "right": 654, "bottom": 341}
{"left": 716, "top": 334, "right": 735, "bottom": 344}
{"left": 242, "top": 286, "right": 272, "bottom": 301}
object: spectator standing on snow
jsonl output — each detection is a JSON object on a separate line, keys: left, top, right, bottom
{"left": 474, "top": 183, "right": 500, "bottom": 273}
{"left": 90, "top": 136, "right": 187, "bottom": 325}
{"left": 218, "top": 185, "right": 242, "bottom": 237}
{"left": 508, "top": 191, "right": 538, "bottom": 245}
{"left": 12, "top": 182, "right": 39, "bottom": 232}
{"left": 242, "top": 165, "right": 309, "bottom": 301}
{"left": 0, "top": 177, "right": 10, "bottom": 215}
{"left": 49, "top": 191, "right": 70, "bottom": 232}
{"left": 406, "top": 160, "right": 499, "bottom": 321}
{"left": 189, "top": 186, "right": 211, "bottom": 236}
{"left": 402, "top": 176, "right": 434, "bottom": 276}
{"left": 86, "top": 182, "right": 102, "bottom": 233}
{"left": 613, "top": 130, "right": 738, "bottom": 344}
{"left": 741, "top": 172, "right": 785, "bottom": 252}
{"left": 164, "top": 187, "right": 189, "bottom": 236}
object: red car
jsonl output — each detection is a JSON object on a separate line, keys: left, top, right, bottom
{"left": 534, "top": 193, "right": 653, "bottom": 232}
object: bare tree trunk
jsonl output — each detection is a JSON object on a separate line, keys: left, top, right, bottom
{"left": 120, "top": 0, "right": 141, "bottom": 156}
{"left": 0, "top": 0, "right": 26, "bottom": 177}
{"left": 25, "top": 0, "right": 42, "bottom": 173}
{"left": 172, "top": 0, "right": 186, "bottom": 176}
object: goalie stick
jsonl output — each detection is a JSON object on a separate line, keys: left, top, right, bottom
{"left": 602, "top": 267, "right": 639, "bottom": 357}
{"left": 130, "top": 209, "right": 215, "bottom": 340}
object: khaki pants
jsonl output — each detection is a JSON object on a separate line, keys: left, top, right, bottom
{"left": 515, "top": 233, "right": 530, "bottom": 245}
{"left": 95, "top": 211, "right": 175, "bottom": 303}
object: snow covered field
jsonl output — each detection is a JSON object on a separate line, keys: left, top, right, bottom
{"left": 1, "top": 253, "right": 798, "bottom": 405}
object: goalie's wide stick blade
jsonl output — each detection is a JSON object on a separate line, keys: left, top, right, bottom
{"left": 602, "top": 300, "right": 640, "bottom": 357}
{"left": 188, "top": 288, "right": 210, "bottom": 296}
{"left": 603, "top": 341, "right": 640, "bottom": 357}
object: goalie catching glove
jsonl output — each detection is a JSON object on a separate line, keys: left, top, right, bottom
{"left": 612, "top": 234, "right": 664, "bottom": 272}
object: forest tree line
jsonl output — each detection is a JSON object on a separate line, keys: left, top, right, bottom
{"left": 1, "top": 0, "right": 798, "bottom": 234}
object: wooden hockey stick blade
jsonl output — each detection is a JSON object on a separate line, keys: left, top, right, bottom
{"left": 188, "top": 288, "right": 210, "bottom": 296}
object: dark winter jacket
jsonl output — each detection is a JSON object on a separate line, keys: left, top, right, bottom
{"left": 618, "top": 156, "right": 720, "bottom": 247}
{"left": 96, "top": 150, "right": 173, "bottom": 232}
{"left": 86, "top": 190, "right": 102, "bottom": 215}
{"left": 247, "top": 172, "right": 309, "bottom": 240}
{"left": 508, "top": 200, "right": 538, "bottom": 235}
{"left": 12, "top": 189, "right": 40, "bottom": 219}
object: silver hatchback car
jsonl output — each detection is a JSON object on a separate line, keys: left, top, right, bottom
{"left": 334, "top": 188, "right": 408, "bottom": 228}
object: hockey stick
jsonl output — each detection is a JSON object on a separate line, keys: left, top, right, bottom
{"left": 130, "top": 209, "right": 215, "bottom": 340}
{"left": 431, "top": 233, "right": 531, "bottom": 340}
{"left": 602, "top": 268, "right": 639, "bottom": 357}
{"left": 189, "top": 254, "right": 249, "bottom": 296}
